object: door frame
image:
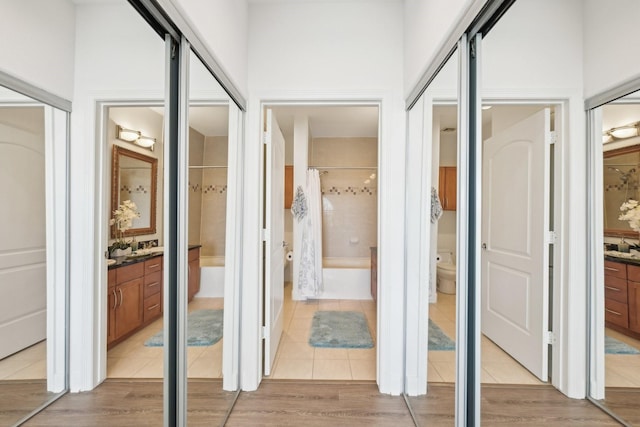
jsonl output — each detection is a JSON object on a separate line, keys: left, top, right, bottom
{"left": 241, "top": 93, "right": 404, "bottom": 394}
{"left": 410, "top": 95, "right": 574, "bottom": 395}
{"left": 93, "top": 95, "right": 242, "bottom": 390}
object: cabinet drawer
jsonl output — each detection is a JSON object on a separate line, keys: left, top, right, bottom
{"left": 144, "top": 271, "right": 162, "bottom": 298}
{"left": 627, "top": 264, "right": 640, "bottom": 282}
{"left": 144, "top": 257, "right": 163, "bottom": 275}
{"left": 605, "top": 299, "right": 629, "bottom": 328}
{"left": 605, "top": 260, "right": 627, "bottom": 279}
{"left": 116, "top": 262, "right": 144, "bottom": 283}
{"left": 605, "top": 276, "right": 628, "bottom": 304}
{"left": 188, "top": 248, "right": 200, "bottom": 262}
{"left": 144, "top": 293, "right": 162, "bottom": 323}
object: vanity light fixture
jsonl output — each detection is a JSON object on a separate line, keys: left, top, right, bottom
{"left": 603, "top": 121, "right": 640, "bottom": 143}
{"left": 116, "top": 125, "right": 141, "bottom": 142}
{"left": 116, "top": 125, "right": 156, "bottom": 151}
{"left": 136, "top": 135, "right": 156, "bottom": 150}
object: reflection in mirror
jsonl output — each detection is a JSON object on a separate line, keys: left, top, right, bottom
{"left": 603, "top": 104, "right": 640, "bottom": 239}
{"left": 186, "top": 49, "right": 236, "bottom": 421}
{"left": 404, "top": 49, "right": 458, "bottom": 425}
{"left": 0, "top": 87, "right": 65, "bottom": 425}
{"left": 597, "top": 92, "right": 640, "bottom": 426}
{"left": 111, "top": 144, "right": 158, "bottom": 238}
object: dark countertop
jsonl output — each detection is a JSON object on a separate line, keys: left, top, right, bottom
{"left": 108, "top": 245, "right": 201, "bottom": 270}
{"left": 604, "top": 254, "right": 640, "bottom": 266}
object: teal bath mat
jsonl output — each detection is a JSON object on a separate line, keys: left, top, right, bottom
{"left": 605, "top": 335, "right": 640, "bottom": 354}
{"left": 429, "top": 319, "right": 455, "bottom": 351}
{"left": 144, "top": 309, "right": 223, "bottom": 347}
{"left": 309, "top": 311, "right": 374, "bottom": 349}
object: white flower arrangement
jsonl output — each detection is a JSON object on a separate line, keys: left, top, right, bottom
{"left": 619, "top": 199, "right": 640, "bottom": 231}
{"left": 109, "top": 199, "right": 140, "bottom": 250}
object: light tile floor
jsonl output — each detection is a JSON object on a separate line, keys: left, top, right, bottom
{"left": 428, "top": 292, "right": 544, "bottom": 384}
{"left": 604, "top": 327, "right": 640, "bottom": 387}
{"left": 0, "top": 341, "right": 47, "bottom": 380}
{"left": 269, "top": 283, "right": 377, "bottom": 380}
{"left": 107, "top": 297, "right": 223, "bottom": 379}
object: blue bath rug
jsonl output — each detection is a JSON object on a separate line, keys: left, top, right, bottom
{"left": 144, "top": 309, "right": 223, "bottom": 347}
{"left": 605, "top": 335, "right": 640, "bottom": 354}
{"left": 429, "top": 319, "right": 455, "bottom": 351}
{"left": 309, "top": 311, "right": 374, "bottom": 349}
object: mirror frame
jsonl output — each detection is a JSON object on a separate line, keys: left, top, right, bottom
{"left": 111, "top": 145, "right": 158, "bottom": 238}
{"left": 603, "top": 144, "right": 640, "bottom": 238}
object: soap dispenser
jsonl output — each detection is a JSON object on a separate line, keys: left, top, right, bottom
{"left": 619, "top": 237, "right": 630, "bottom": 253}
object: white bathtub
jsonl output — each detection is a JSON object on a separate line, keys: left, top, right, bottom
{"left": 199, "top": 256, "right": 225, "bottom": 298}
{"left": 318, "top": 257, "right": 372, "bottom": 300}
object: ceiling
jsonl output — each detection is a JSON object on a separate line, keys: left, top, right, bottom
{"left": 149, "top": 105, "right": 229, "bottom": 137}
{"left": 271, "top": 105, "right": 379, "bottom": 142}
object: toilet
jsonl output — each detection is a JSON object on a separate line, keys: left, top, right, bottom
{"left": 436, "top": 251, "right": 456, "bottom": 294}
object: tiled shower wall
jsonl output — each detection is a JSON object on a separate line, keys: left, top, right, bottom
{"left": 310, "top": 137, "right": 378, "bottom": 258}
{"left": 189, "top": 134, "right": 228, "bottom": 257}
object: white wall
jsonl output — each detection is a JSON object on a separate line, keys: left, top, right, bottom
{"left": 403, "top": 0, "right": 471, "bottom": 96}
{"left": 244, "top": 0, "right": 406, "bottom": 394}
{"left": 482, "top": 0, "right": 584, "bottom": 92}
{"left": 0, "top": 0, "right": 76, "bottom": 100}
{"left": 583, "top": 0, "right": 640, "bottom": 99}
{"left": 173, "top": 0, "right": 248, "bottom": 97}
{"left": 248, "top": 1, "right": 403, "bottom": 91}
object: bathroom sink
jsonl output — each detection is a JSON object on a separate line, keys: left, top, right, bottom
{"left": 604, "top": 250, "right": 640, "bottom": 260}
{"left": 132, "top": 246, "right": 164, "bottom": 256}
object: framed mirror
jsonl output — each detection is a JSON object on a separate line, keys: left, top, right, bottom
{"left": 603, "top": 145, "right": 640, "bottom": 238}
{"left": 111, "top": 145, "right": 157, "bottom": 237}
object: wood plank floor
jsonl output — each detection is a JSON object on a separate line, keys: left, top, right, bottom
{"left": 602, "top": 387, "right": 640, "bottom": 426}
{"left": 226, "top": 380, "right": 412, "bottom": 426}
{"left": 0, "top": 381, "right": 58, "bottom": 427}
{"left": 408, "top": 384, "right": 623, "bottom": 426}
{"left": 23, "top": 380, "right": 623, "bottom": 426}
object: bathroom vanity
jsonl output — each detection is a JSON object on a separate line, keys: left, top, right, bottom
{"left": 604, "top": 256, "right": 640, "bottom": 339}
{"left": 107, "top": 246, "right": 201, "bottom": 349}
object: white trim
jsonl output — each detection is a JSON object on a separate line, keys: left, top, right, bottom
{"left": 223, "top": 102, "right": 244, "bottom": 391}
{"left": 404, "top": 93, "right": 431, "bottom": 395}
{"left": 44, "top": 106, "right": 69, "bottom": 392}
{"left": 240, "top": 90, "right": 406, "bottom": 395}
{"left": 587, "top": 107, "right": 605, "bottom": 400}
{"left": 455, "top": 35, "right": 470, "bottom": 425}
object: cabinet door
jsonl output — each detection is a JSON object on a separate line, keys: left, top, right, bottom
{"left": 115, "top": 278, "right": 143, "bottom": 339}
{"left": 285, "top": 165, "right": 294, "bottom": 209}
{"left": 107, "top": 286, "right": 117, "bottom": 345}
{"left": 107, "top": 270, "right": 117, "bottom": 344}
{"left": 629, "top": 281, "right": 640, "bottom": 333}
{"left": 443, "top": 167, "right": 457, "bottom": 210}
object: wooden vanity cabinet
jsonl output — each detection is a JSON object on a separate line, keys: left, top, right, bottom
{"left": 604, "top": 260, "right": 640, "bottom": 338}
{"left": 438, "top": 166, "right": 457, "bottom": 211}
{"left": 188, "top": 247, "right": 201, "bottom": 302}
{"left": 108, "top": 256, "right": 163, "bottom": 349}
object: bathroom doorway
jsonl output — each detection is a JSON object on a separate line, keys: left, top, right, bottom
{"left": 104, "top": 103, "right": 229, "bottom": 381}
{"left": 262, "top": 104, "right": 379, "bottom": 381}
{"left": 428, "top": 102, "right": 558, "bottom": 385}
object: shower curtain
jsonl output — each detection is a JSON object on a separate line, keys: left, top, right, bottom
{"left": 298, "top": 169, "right": 323, "bottom": 297}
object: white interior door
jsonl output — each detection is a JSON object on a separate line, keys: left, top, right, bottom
{"left": 0, "top": 106, "right": 47, "bottom": 359}
{"left": 264, "top": 108, "right": 285, "bottom": 376}
{"left": 481, "top": 108, "right": 551, "bottom": 381}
